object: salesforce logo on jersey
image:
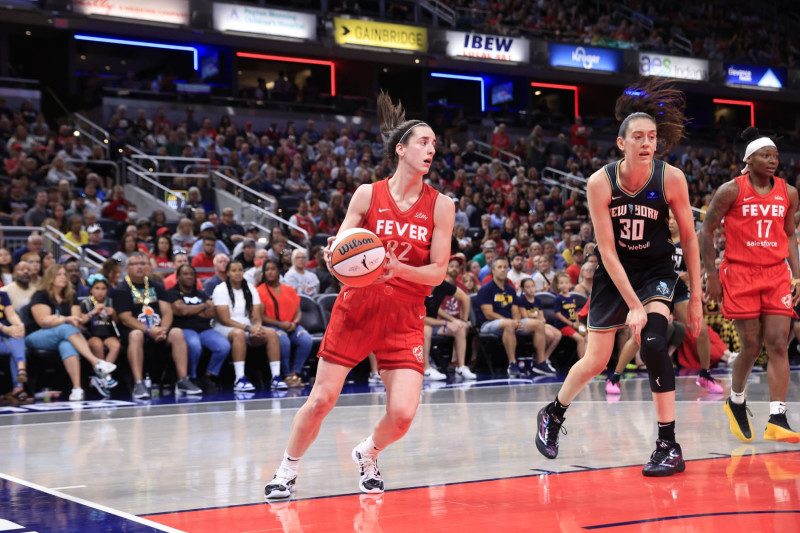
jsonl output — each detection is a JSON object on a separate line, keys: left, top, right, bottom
{"left": 444, "top": 31, "right": 529, "bottom": 63}
{"left": 639, "top": 53, "right": 708, "bottom": 81}
{"left": 548, "top": 43, "right": 621, "bottom": 72}
{"left": 725, "top": 63, "right": 786, "bottom": 89}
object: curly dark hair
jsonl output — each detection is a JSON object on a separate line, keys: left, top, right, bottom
{"left": 615, "top": 78, "right": 688, "bottom": 152}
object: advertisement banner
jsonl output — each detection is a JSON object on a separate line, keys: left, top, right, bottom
{"left": 444, "top": 31, "right": 529, "bottom": 62}
{"left": 548, "top": 43, "right": 621, "bottom": 72}
{"left": 725, "top": 63, "right": 786, "bottom": 89}
{"left": 334, "top": 17, "right": 426, "bottom": 52}
{"left": 639, "top": 52, "right": 708, "bottom": 81}
{"left": 213, "top": 4, "right": 316, "bottom": 40}
{"left": 73, "top": 0, "right": 190, "bottom": 26}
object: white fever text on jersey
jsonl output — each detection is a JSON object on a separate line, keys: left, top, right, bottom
{"left": 741, "top": 203, "right": 785, "bottom": 218}
{"left": 374, "top": 219, "right": 429, "bottom": 242}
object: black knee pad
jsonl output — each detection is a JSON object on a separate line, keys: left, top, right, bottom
{"left": 641, "top": 313, "right": 675, "bottom": 393}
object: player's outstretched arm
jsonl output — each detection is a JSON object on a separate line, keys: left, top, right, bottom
{"left": 784, "top": 185, "right": 800, "bottom": 304}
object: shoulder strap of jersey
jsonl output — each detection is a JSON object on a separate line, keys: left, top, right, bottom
{"left": 365, "top": 179, "right": 384, "bottom": 220}
{"left": 602, "top": 162, "right": 617, "bottom": 190}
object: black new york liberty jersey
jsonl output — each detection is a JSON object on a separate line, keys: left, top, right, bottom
{"left": 598, "top": 159, "right": 674, "bottom": 270}
{"left": 672, "top": 241, "right": 686, "bottom": 272}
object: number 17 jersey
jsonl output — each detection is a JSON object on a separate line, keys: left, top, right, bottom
{"left": 600, "top": 158, "right": 673, "bottom": 270}
{"left": 722, "top": 174, "right": 789, "bottom": 267}
{"left": 364, "top": 178, "right": 438, "bottom": 300}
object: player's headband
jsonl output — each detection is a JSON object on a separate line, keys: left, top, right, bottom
{"left": 743, "top": 137, "right": 776, "bottom": 162}
{"left": 742, "top": 137, "right": 777, "bottom": 173}
{"left": 397, "top": 121, "right": 430, "bottom": 144}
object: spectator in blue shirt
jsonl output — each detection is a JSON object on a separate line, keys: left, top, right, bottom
{"left": 476, "top": 257, "right": 525, "bottom": 377}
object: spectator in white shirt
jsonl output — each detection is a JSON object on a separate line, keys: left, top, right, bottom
{"left": 283, "top": 249, "right": 320, "bottom": 298}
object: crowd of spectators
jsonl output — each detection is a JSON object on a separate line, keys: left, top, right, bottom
{"left": 2, "top": 73, "right": 799, "bottom": 402}
{"left": 323, "top": 0, "right": 800, "bottom": 67}
{"left": 447, "top": 0, "right": 800, "bottom": 67}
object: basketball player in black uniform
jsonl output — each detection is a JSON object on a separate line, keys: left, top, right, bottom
{"left": 669, "top": 211, "right": 723, "bottom": 393}
{"left": 534, "top": 80, "right": 703, "bottom": 476}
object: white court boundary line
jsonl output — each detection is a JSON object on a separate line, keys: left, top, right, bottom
{"left": 0, "top": 399, "right": 796, "bottom": 429}
{"left": 0, "top": 473, "right": 186, "bottom": 533}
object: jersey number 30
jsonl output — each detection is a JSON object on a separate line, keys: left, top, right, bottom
{"left": 620, "top": 219, "right": 644, "bottom": 241}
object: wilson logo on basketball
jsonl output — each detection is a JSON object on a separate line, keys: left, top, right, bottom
{"left": 337, "top": 237, "right": 375, "bottom": 256}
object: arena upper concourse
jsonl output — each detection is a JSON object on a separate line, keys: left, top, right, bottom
{"left": 0, "top": 0, "right": 799, "bottom": 531}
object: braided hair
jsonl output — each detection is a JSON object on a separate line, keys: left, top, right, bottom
{"left": 224, "top": 259, "right": 253, "bottom": 317}
{"left": 614, "top": 78, "right": 688, "bottom": 153}
{"left": 377, "top": 90, "right": 431, "bottom": 168}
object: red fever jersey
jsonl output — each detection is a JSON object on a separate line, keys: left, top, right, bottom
{"left": 722, "top": 174, "right": 790, "bottom": 266}
{"left": 363, "top": 178, "right": 438, "bottom": 299}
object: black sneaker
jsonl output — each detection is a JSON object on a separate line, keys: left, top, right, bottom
{"left": 642, "top": 439, "right": 686, "bottom": 477}
{"left": 195, "top": 375, "right": 219, "bottom": 394}
{"left": 535, "top": 406, "right": 566, "bottom": 459}
{"left": 724, "top": 398, "right": 754, "bottom": 442}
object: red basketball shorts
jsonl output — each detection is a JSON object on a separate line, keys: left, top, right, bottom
{"left": 317, "top": 283, "right": 426, "bottom": 374}
{"left": 719, "top": 259, "right": 793, "bottom": 320}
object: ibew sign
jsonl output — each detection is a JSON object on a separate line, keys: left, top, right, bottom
{"left": 548, "top": 43, "right": 621, "bottom": 72}
{"left": 445, "top": 30, "right": 529, "bottom": 62}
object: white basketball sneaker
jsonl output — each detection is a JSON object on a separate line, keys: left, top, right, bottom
{"left": 264, "top": 466, "right": 297, "bottom": 500}
{"left": 352, "top": 444, "right": 384, "bottom": 494}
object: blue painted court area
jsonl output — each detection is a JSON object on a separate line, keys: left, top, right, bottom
{"left": 0, "top": 475, "right": 180, "bottom": 532}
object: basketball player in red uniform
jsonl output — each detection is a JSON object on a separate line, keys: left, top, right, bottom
{"left": 264, "top": 92, "right": 455, "bottom": 499}
{"left": 700, "top": 127, "right": 800, "bottom": 443}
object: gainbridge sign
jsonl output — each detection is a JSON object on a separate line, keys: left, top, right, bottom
{"left": 333, "top": 17, "right": 427, "bottom": 52}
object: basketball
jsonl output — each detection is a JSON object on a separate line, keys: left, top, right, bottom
{"left": 329, "top": 228, "right": 386, "bottom": 287}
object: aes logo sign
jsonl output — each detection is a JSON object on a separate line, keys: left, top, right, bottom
{"left": 639, "top": 53, "right": 708, "bottom": 81}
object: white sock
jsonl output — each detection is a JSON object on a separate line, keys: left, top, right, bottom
{"left": 731, "top": 390, "right": 745, "bottom": 405}
{"left": 281, "top": 451, "right": 301, "bottom": 474}
{"left": 233, "top": 361, "right": 245, "bottom": 380}
{"left": 270, "top": 361, "right": 281, "bottom": 379}
{"left": 360, "top": 435, "right": 382, "bottom": 457}
{"left": 770, "top": 401, "right": 787, "bottom": 415}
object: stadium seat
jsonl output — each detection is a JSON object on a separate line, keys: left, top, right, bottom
{"left": 535, "top": 291, "right": 557, "bottom": 326}
{"left": 298, "top": 295, "right": 326, "bottom": 348}
{"left": 570, "top": 292, "right": 588, "bottom": 311}
{"left": 316, "top": 293, "right": 338, "bottom": 324}
{"left": 100, "top": 239, "right": 120, "bottom": 253}
{"left": 469, "top": 293, "right": 503, "bottom": 373}
{"left": 97, "top": 218, "right": 119, "bottom": 235}
{"left": 311, "top": 232, "right": 332, "bottom": 247}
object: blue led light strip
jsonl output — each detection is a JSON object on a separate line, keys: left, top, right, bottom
{"left": 431, "top": 72, "right": 485, "bottom": 112}
{"left": 74, "top": 34, "right": 199, "bottom": 71}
